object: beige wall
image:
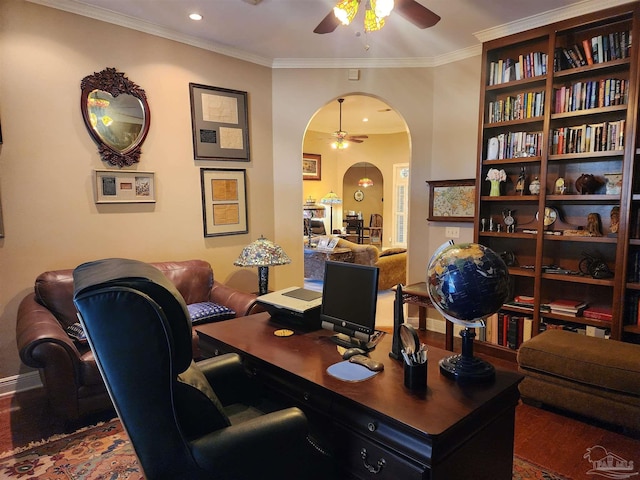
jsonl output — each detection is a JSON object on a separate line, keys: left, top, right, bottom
{"left": 0, "top": 0, "right": 483, "bottom": 381}
{"left": 0, "top": 0, "right": 275, "bottom": 378}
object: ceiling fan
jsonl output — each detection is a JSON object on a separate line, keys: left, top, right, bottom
{"left": 331, "top": 98, "right": 368, "bottom": 149}
{"left": 314, "top": 0, "right": 440, "bottom": 34}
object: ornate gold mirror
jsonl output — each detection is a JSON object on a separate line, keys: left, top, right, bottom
{"left": 81, "top": 67, "right": 150, "bottom": 167}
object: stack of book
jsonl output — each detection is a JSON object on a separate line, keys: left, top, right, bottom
{"left": 547, "top": 299, "right": 588, "bottom": 316}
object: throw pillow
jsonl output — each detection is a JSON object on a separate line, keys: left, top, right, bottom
{"left": 66, "top": 322, "right": 88, "bottom": 344}
{"left": 187, "top": 302, "right": 236, "bottom": 325}
{"left": 379, "top": 247, "right": 407, "bottom": 257}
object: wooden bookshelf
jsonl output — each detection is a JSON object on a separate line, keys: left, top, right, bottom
{"left": 474, "top": 3, "right": 640, "bottom": 353}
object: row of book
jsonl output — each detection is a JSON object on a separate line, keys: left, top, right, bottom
{"left": 624, "top": 292, "right": 640, "bottom": 327}
{"left": 485, "top": 131, "right": 543, "bottom": 161}
{"left": 541, "top": 321, "right": 610, "bottom": 338}
{"left": 550, "top": 120, "right": 625, "bottom": 155}
{"left": 627, "top": 250, "right": 640, "bottom": 281}
{"left": 487, "top": 313, "right": 533, "bottom": 350}
{"left": 507, "top": 295, "right": 612, "bottom": 321}
{"left": 487, "top": 90, "right": 545, "bottom": 123}
{"left": 553, "top": 78, "right": 628, "bottom": 114}
{"left": 554, "top": 31, "right": 632, "bottom": 71}
{"left": 488, "top": 51, "right": 548, "bottom": 86}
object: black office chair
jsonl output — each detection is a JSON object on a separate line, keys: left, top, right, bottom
{"left": 73, "top": 258, "right": 329, "bottom": 480}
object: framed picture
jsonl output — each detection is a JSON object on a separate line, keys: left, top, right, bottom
{"left": 189, "top": 83, "right": 250, "bottom": 161}
{"left": 200, "top": 168, "right": 248, "bottom": 237}
{"left": 426, "top": 179, "right": 476, "bottom": 222}
{"left": 94, "top": 170, "right": 155, "bottom": 203}
{"left": 302, "top": 153, "right": 321, "bottom": 181}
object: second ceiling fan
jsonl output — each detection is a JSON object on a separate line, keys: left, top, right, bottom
{"left": 331, "top": 98, "right": 368, "bottom": 149}
{"left": 314, "top": 0, "right": 440, "bottom": 34}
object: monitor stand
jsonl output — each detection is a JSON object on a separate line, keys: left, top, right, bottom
{"left": 330, "top": 331, "right": 384, "bottom": 352}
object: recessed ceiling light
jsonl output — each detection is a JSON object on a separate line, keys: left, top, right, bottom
{"left": 189, "top": 13, "right": 203, "bottom": 21}
{"left": 362, "top": 118, "right": 369, "bottom": 122}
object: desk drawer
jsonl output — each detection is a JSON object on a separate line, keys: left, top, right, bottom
{"left": 333, "top": 424, "right": 426, "bottom": 480}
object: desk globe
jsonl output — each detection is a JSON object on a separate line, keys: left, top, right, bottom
{"left": 427, "top": 241, "right": 510, "bottom": 382}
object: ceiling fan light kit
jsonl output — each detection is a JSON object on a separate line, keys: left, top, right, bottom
{"left": 315, "top": 0, "right": 439, "bottom": 34}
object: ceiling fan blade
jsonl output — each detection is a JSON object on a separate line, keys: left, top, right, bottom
{"left": 314, "top": 11, "right": 340, "bottom": 34}
{"left": 348, "top": 138, "right": 365, "bottom": 143}
{"left": 348, "top": 135, "right": 369, "bottom": 139}
{"left": 394, "top": 0, "right": 441, "bottom": 29}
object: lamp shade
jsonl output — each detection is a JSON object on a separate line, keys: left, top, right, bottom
{"left": 233, "top": 236, "right": 291, "bottom": 268}
{"left": 320, "top": 191, "right": 342, "bottom": 205}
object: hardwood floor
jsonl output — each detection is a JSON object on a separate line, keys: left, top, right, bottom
{"left": 2, "top": 332, "right": 639, "bottom": 480}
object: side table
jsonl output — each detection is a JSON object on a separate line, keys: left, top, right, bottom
{"left": 395, "top": 282, "right": 454, "bottom": 351}
{"left": 303, "top": 247, "right": 354, "bottom": 280}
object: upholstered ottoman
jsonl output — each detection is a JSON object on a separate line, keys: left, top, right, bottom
{"left": 517, "top": 329, "right": 640, "bottom": 432}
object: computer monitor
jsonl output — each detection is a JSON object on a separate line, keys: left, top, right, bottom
{"left": 320, "top": 260, "right": 380, "bottom": 351}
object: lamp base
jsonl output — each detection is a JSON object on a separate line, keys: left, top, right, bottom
{"left": 438, "top": 354, "right": 495, "bottom": 382}
{"left": 439, "top": 326, "right": 495, "bottom": 382}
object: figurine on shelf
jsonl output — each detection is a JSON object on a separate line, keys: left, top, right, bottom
{"left": 516, "top": 167, "right": 526, "bottom": 195}
{"left": 586, "top": 212, "right": 603, "bottom": 237}
{"left": 529, "top": 176, "right": 541, "bottom": 195}
{"left": 610, "top": 206, "right": 620, "bottom": 235}
{"left": 575, "top": 174, "right": 603, "bottom": 194}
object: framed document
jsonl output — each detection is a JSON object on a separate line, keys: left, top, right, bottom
{"left": 190, "top": 84, "right": 250, "bottom": 161}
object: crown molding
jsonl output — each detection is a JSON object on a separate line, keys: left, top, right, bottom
{"left": 271, "top": 44, "right": 482, "bottom": 69}
{"left": 26, "top": 0, "right": 274, "bottom": 67}
{"left": 474, "top": 0, "right": 638, "bottom": 44}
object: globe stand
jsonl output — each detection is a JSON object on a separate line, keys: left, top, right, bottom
{"left": 439, "top": 327, "right": 495, "bottom": 382}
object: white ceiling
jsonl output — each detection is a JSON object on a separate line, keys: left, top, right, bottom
{"left": 34, "top": 0, "right": 634, "bottom": 68}
{"left": 33, "top": 0, "right": 635, "bottom": 134}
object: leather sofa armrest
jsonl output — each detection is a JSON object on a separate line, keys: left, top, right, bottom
{"left": 190, "top": 407, "right": 309, "bottom": 476}
{"left": 16, "top": 292, "right": 80, "bottom": 368}
{"left": 210, "top": 281, "right": 258, "bottom": 317}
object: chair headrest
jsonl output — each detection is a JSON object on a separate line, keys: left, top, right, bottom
{"left": 73, "top": 258, "right": 194, "bottom": 370}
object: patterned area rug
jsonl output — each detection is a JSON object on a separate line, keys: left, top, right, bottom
{"left": 0, "top": 418, "right": 569, "bottom": 479}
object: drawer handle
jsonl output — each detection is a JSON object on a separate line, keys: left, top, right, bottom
{"left": 361, "top": 448, "right": 386, "bottom": 474}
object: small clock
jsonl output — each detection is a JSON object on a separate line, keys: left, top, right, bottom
{"left": 536, "top": 207, "right": 558, "bottom": 227}
{"left": 354, "top": 190, "right": 364, "bottom": 202}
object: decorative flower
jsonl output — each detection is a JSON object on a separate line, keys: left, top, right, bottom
{"left": 486, "top": 168, "right": 507, "bottom": 182}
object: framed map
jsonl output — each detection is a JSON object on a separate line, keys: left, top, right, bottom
{"left": 426, "top": 179, "right": 476, "bottom": 222}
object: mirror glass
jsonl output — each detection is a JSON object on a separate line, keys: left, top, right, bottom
{"left": 81, "top": 67, "right": 150, "bottom": 167}
{"left": 87, "top": 90, "right": 145, "bottom": 153}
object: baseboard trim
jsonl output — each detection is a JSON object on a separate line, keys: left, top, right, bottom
{"left": 0, "top": 372, "right": 43, "bottom": 398}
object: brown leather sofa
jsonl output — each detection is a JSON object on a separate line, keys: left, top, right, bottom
{"left": 16, "top": 259, "right": 259, "bottom": 424}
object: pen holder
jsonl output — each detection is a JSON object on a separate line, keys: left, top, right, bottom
{"left": 404, "top": 360, "right": 427, "bottom": 391}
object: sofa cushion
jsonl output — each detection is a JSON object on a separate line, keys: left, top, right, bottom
{"left": 66, "top": 322, "right": 88, "bottom": 344}
{"left": 379, "top": 248, "right": 407, "bottom": 257}
{"left": 188, "top": 302, "right": 236, "bottom": 325}
{"left": 517, "top": 329, "right": 640, "bottom": 397}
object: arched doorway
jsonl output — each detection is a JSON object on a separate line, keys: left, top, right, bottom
{"left": 302, "top": 94, "right": 409, "bottom": 249}
{"left": 342, "top": 162, "right": 383, "bottom": 238}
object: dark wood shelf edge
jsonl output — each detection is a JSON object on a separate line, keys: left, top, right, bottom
{"left": 474, "top": 340, "right": 518, "bottom": 362}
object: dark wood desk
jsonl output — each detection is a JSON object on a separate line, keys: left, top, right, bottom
{"left": 197, "top": 313, "right": 522, "bottom": 480}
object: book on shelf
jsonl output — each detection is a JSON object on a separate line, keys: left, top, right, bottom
{"left": 582, "top": 305, "right": 613, "bottom": 322}
{"left": 505, "top": 315, "right": 533, "bottom": 350}
{"left": 547, "top": 299, "right": 588, "bottom": 316}
{"left": 586, "top": 325, "right": 608, "bottom": 338}
{"left": 582, "top": 38, "right": 594, "bottom": 65}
